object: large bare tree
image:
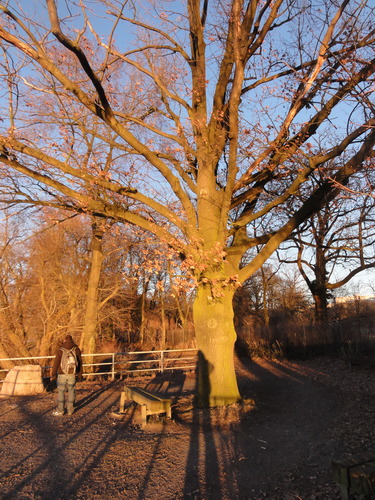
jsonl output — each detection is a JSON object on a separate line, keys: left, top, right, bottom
{"left": 283, "top": 192, "right": 375, "bottom": 322}
{"left": 0, "top": 0, "right": 374, "bottom": 406}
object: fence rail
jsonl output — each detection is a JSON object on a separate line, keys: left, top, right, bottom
{"left": 0, "top": 348, "right": 198, "bottom": 382}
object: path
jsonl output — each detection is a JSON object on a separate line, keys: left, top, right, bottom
{"left": 0, "top": 356, "right": 374, "bottom": 499}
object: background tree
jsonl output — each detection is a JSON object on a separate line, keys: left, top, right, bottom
{"left": 27, "top": 212, "right": 90, "bottom": 355}
{"left": 0, "top": 213, "right": 32, "bottom": 363}
{"left": 0, "top": 0, "right": 374, "bottom": 406}
{"left": 234, "top": 262, "right": 279, "bottom": 327}
{"left": 79, "top": 217, "right": 106, "bottom": 372}
{"left": 280, "top": 187, "right": 375, "bottom": 322}
{"left": 0, "top": 208, "right": 191, "bottom": 369}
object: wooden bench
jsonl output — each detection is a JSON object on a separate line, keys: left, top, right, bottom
{"left": 119, "top": 385, "right": 172, "bottom": 427}
{"left": 332, "top": 452, "right": 375, "bottom": 499}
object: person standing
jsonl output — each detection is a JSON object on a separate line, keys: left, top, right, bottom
{"left": 51, "top": 335, "right": 83, "bottom": 416}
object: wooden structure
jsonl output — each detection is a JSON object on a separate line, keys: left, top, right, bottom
{"left": 332, "top": 452, "right": 375, "bottom": 499}
{"left": 119, "top": 385, "right": 172, "bottom": 427}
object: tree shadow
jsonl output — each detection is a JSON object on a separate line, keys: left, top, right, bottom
{"left": 181, "top": 351, "right": 235, "bottom": 499}
{"left": 0, "top": 382, "right": 135, "bottom": 500}
{"left": 74, "top": 380, "right": 118, "bottom": 411}
{"left": 0, "top": 357, "right": 343, "bottom": 499}
{"left": 178, "top": 354, "right": 341, "bottom": 499}
{"left": 145, "top": 369, "right": 187, "bottom": 398}
{"left": 231, "top": 356, "right": 341, "bottom": 497}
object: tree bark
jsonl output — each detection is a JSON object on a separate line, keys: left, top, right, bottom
{"left": 193, "top": 283, "right": 241, "bottom": 407}
{"left": 80, "top": 222, "right": 105, "bottom": 360}
{"left": 139, "top": 290, "right": 146, "bottom": 346}
{"left": 312, "top": 227, "right": 329, "bottom": 322}
{"left": 160, "top": 290, "right": 166, "bottom": 348}
{"left": 0, "top": 340, "right": 15, "bottom": 369}
{"left": 261, "top": 268, "right": 270, "bottom": 327}
{"left": 313, "top": 288, "right": 329, "bottom": 323}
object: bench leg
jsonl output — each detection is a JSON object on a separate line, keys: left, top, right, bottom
{"left": 119, "top": 391, "right": 126, "bottom": 413}
{"left": 141, "top": 404, "right": 147, "bottom": 427}
{"left": 340, "top": 484, "right": 350, "bottom": 500}
{"left": 166, "top": 404, "right": 172, "bottom": 419}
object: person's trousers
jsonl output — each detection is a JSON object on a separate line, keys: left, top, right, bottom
{"left": 57, "top": 373, "right": 76, "bottom": 413}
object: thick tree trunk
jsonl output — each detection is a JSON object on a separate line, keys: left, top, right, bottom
{"left": 193, "top": 283, "right": 241, "bottom": 407}
{"left": 139, "top": 291, "right": 146, "bottom": 345}
{"left": 312, "top": 229, "right": 329, "bottom": 322}
{"left": 261, "top": 268, "right": 270, "bottom": 327}
{"left": 312, "top": 250, "right": 329, "bottom": 322}
{"left": 80, "top": 223, "right": 105, "bottom": 360}
{"left": 160, "top": 291, "right": 166, "bottom": 348}
{"left": 313, "top": 289, "right": 328, "bottom": 322}
{"left": 139, "top": 276, "right": 150, "bottom": 345}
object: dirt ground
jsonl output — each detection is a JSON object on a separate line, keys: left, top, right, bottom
{"left": 0, "top": 355, "right": 374, "bottom": 500}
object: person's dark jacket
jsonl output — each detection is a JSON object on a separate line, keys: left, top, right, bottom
{"left": 51, "top": 335, "right": 83, "bottom": 380}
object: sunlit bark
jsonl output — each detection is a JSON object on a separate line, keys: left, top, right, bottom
{"left": 80, "top": 221, "right": 105, "bottom": 360}
{"left": 194, "top": 284, "right": 240, "bottom": 407}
